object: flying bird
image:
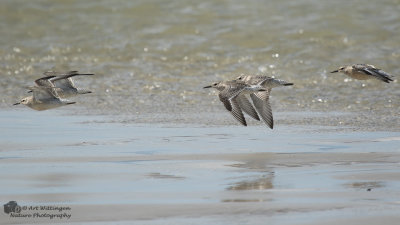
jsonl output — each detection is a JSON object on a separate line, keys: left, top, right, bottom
{"left": 204, "top": 80, "right": 267, "bottom": 126}
{"left": 331, "top": 64, "right": 394, "bottom": 83}
{"left": 30, "top": 71, "right": 94, "bottom": 98}
{"left": 14, "top": 86, "right": 75, "bottom": 111}
{"left": 235, "top": 75, "right": 294, "bottom": 129}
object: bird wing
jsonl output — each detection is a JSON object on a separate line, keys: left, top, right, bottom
{"left": 50, "top": 72, "right": 94, "bottom": 89}
{"left": 250, "top": 90, "right": 273, "bottom": 129}
{"left": 218, "top": 84, "right": 246, "bottom": 111}
{"left": 51, "top": 76, "right": 76, "bottom": 90}
{"left": 218, "top": 86, "right": 247, "bottom": 126}
{"left": 236, "top": 94, "right": 260, "bottom": 121}
{"left": 230, "top": 97, "right": 247, "bottom": 126}
{"left": 226, "top": 84, "right": 247, "bottom": 100}
{"left": 42, "top": 71, "right": 93, "bottom": 89}
{"left": 218, "top": 93, "right": 232, "bottom": 111}
{"left": 43, "top": 71, "right": 79, "bottom": 76}
{"left": 34, "top": 76, "right": 56, "bottom": 87}
{"left": 244, "top": 76, "right": 268, "bottom": 85}
{"left": 353, "top": 64, "right": 394, "bottom": 83}
{"left": 26, "top": 86, "right": 60, "bottom": 102}
{"left": 51, "top": 71, "right": 94, "bottom": 82}
{"left": 43, "top": 71, "right": 78, "bottom": 89}
{"left": 353, "top": 64, "right": 377, "bottom": 75}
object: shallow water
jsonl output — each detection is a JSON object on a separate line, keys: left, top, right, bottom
{"left": 1, "top": 111, "right": 400, "bottom": 224}
{"left": 1, "top": 0, "right": 399, "bottom": 130}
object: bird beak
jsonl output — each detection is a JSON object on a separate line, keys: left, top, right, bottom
{"left": 203, "top": 85, "right": 212, "bottom": 89}
{"left": 330, "top": 70, "right": 339, "bottom": 73}
{"left": 13, "top": 102, "right": 20, "bottom": 105}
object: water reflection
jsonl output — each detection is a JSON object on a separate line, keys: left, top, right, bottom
{"left": 147, "top": 172, "right": 185, "bottom": 180}
{"left": 227, "top": 174, "right": 274, "bottom": 191}
{"left": 345, "top": 181, "right": 384, "bottom": 190}
{"left": 221, "top": 198, "right": 268, "bottom": 203}
{"left": 33, "top": 173, "right": 74, "bottom": 188}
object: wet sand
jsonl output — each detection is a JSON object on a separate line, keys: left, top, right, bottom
{"left": 1, "top": 110, "right": 399, "bottom": 225}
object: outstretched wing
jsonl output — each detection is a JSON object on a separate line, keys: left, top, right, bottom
{"left": 218, "top": 84, "right": 244, "bottom": 111}
{"left": 224, "top": 84, "right": 247, "bottom": 100}
{"left": 237, "top": 94, "right": 260, "bottom": 121}
{"left": 353, "top": 64, "right": 378, "bottom": 76}
{"left": 230, "top": 97, "right": 247, "bottom": 126}
{"left": 353, "top": 64, "right": 394, "bottom": 83}
{"left": 34, "top": 76, "right": 56, "bottom": 87}
{"left": 50, "top": 71, "right": 94, "bottom": 89}
{"left": 26, "top": 86, "right": 60, "bottom": 102}
{"left": 253, "top": 76, "right": 270, "bottom": 84}
{"left": 43, "top": 71, "right": 79, "bottom": 76}
{"left": 218, "top": 90, "right": 247, "bottom": 126}
{"left": 250, "top": 90, "right": 273, "bottom": 129}
{"left": 50, "top": 72, "right": 94, "bottom": 82}
{"left": 219, "top": 93, "right": 232, "bottom": 111}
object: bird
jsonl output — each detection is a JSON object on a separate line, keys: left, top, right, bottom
{"left": 14, "top": 86, "right": 76, "bottom": 111}
{"left": 203, "top": 80, "right": 267, "bottom": 126}
{"left": 30, "top": 71, "right": 94, "bottom": 98}
{"left": 330, "top": 64, "right": 394, "bottom": 83}
{"left": 235, "top": 75, "right": 294, "bottom": 129}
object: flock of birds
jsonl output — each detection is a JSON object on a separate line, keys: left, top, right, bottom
{"left": 14, "top": 63, "right": 394, "bottom": 128}
{"left": 204, "top": 64, "right": 394, "bottom": 128}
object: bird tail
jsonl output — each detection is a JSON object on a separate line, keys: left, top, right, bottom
{"left": 77, "top": 89, "right": 92, "bottom": 94}
{"left": 376, "top": 70, "right": 394, "bottom": 83}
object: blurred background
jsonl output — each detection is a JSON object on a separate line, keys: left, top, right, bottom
{"left": 1, "top": 0, "right": 399, "bottom": 129}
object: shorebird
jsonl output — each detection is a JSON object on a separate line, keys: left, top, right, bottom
{"left": 31, "top": 71, "right": 94, "bottom": 98}
{"left": 14, "top": 86, "right": 76, "bottom": 111}
{"left": 235, "top": 75, "right": 294, "bottom": 129}
{"left": 204, "top": 80, "right": 267, "bottom": 126}
{"left": 330, "top": 64, "right": 394, "bottom": 83}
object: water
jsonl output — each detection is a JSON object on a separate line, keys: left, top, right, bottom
{"left": 0, "top": 0, "right": 399, "bottom": 130}
{"left": 0, "top": 110, "right": 400, "bottom": 224}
